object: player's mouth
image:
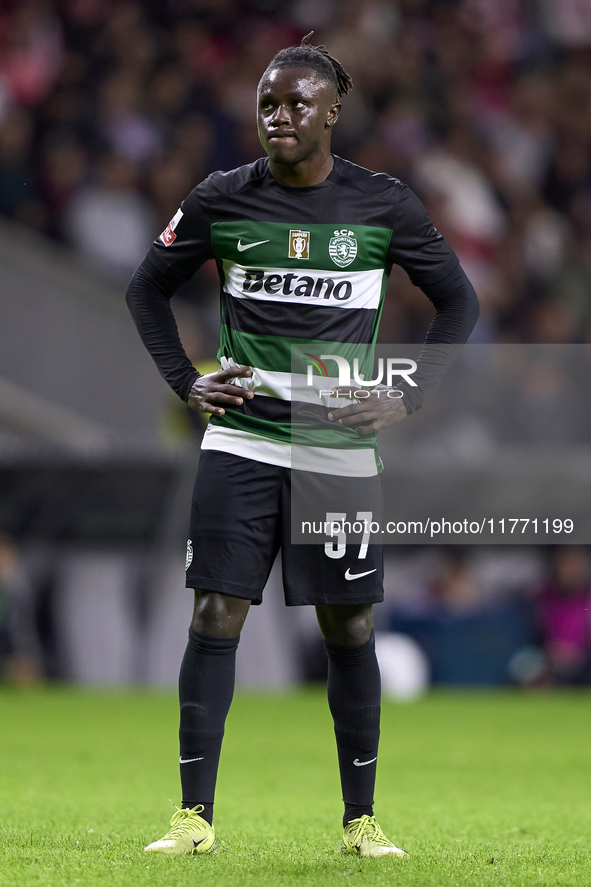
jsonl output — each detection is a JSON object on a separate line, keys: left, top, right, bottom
{"left": 267, "top": 131, "right": 297, "bottom": 141}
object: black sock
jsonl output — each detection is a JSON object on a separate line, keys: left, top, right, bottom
{"left": 324, "top": 631, "right": 380, "bottom": 828}
{"left": 179, "top": 627, "right": 239, "bottom": 824}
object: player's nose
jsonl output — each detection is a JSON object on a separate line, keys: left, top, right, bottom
{"left": 269, "top": 102, "right": 291, "bottom": 127}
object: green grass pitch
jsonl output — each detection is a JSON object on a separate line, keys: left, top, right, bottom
{"left": 0, "top": 688, "right": 589, "bottom": 886}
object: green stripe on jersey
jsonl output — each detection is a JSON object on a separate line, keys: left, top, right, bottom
{"left": 218, "top": 326, "right": 376, "bottom": 375}
{"left": 212, "top": 221, "right": 392, "bottom": 273}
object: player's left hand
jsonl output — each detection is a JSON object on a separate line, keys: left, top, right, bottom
{"left": 327, "top": 388, "right": 408, "bottom": 435}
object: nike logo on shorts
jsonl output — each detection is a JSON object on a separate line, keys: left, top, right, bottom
{"left": 353, "top": 757, "right": 377, "bottom": 767}
{"left": 344, "top": 568, "right": 377, "bottom": 581}
{"left": 237, "top": 239, "right": 270, "bottom": 252}
{"left": 179, "top": 756, "right": 204, "bottom": 764}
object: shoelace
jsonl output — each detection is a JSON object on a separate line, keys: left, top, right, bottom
{"left": 345, "top": 815, "right": 392, "bottom": 847}
{"left": 165, "top": 805, "right": 207, "bottom": 837}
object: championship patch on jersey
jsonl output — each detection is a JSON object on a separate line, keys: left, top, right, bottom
{"left": 289, "top": 230, "right": 310, "bottom": 260}
{"left": 159, "top": 208, "right": 183, "bottom": 246}
{"left": 329, "top": 229, "right": 358, "bottom": 268}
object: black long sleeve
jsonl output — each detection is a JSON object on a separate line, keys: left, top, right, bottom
{"left": 125, "top": 252, "right": 200, "bottom": 403}
{"left": 126, "top": 179, "right": 214, "bottom": 402}
{"left": 422, "top": 260, "right": 480, "bottom": 345}
{"left": 394, "top": 261, "right": 480, "bottom": 414}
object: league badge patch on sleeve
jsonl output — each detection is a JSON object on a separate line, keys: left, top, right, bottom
{"left": 159, "top": 208, "right": 184, "bottom": 246}
{"left": 185, "top": 539, "right": 193, "bottom": 571}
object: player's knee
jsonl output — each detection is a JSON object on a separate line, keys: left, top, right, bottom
{"left": 317, "top": 604, "right": 373, "bottom": 647}
{"left": 191, "top": 590, "right": 250, "bottom": 638}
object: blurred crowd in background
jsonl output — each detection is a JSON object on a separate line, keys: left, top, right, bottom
{"left": 2, "top": 0, "right": 591, "bottom": 688}
{"left": 2, "top": 0, "right": 591, "bottom": 349}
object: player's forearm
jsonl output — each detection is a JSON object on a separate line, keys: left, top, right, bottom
{"left": 126, "top": 257, "right": 200, "bottom": 402}
{"left": 397, "top": 263, "right": 479, "bottom": 414}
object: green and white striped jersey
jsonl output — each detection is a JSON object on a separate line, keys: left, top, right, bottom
{"left": 147, "top": 155, "right": 459, "bottom": 476}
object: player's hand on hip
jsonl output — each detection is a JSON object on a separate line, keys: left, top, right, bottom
{"left": 327, "top": 388, "right": 408, "bottom": 435}
{"left": 187, "top": 366, "right": 254, "bottom": 416}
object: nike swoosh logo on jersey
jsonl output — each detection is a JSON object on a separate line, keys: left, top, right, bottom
{"left": 237, "top": 239, "right": 270, "bottom": 252}
{"left": 344, "top": 568, "right": 377, "bottom": 581}
{"left": 353, "top": 757, "right": 377, "bottom": 767}
{"left": 179, "top": 756, "right": 204, "bottom": 764}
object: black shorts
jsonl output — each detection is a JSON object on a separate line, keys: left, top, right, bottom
{"left": 185, "top": 450, "right": 384, "bottom": 607}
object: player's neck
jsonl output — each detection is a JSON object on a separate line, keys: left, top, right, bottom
{"left": 268, "top": 152, "right": 334, "bottom": 187}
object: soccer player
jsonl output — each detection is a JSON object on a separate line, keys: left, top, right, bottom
{"left": 126, "top": 37, "right": 479, "bottom": 858}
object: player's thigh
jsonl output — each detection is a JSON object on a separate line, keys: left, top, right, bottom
{"left": 186, "top": 450, "right": 282, "bottom": 603}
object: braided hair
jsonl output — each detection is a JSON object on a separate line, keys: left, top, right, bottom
{"left": 265, "top": 32, "right": 353, "bottom": 99}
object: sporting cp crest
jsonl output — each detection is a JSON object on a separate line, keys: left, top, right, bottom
{"left": 185, "top": 539, "right": 193, "bottom": 571}
{"left": 329, "top": 229, "right": 358, "bottom": 268}
{"left": 289, "top": 229, "right": 310, "bottom": 259}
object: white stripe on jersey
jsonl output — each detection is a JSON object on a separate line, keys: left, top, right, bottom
{"left": 201, "top": 426, "right": 379, "bottom": 477}
{"left": 221, "top": 365, "right": 360, "bottom": 409}
{"left": 222, "top": 261, "right": 384, "bottom": 311}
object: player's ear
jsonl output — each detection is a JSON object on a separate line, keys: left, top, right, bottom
{"left": 325, "top": 102, "right": 341, "bottom": 129}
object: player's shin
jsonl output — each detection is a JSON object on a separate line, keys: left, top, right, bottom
{"left": 324, "top": 630, "right": 381, "bottom": 827}
{"left": 178, "top": 627, "right": 240, "bottom": 823}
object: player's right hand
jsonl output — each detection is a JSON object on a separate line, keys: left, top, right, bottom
{"left": 187, "top": 365, "right": 254, "bottom": 416}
